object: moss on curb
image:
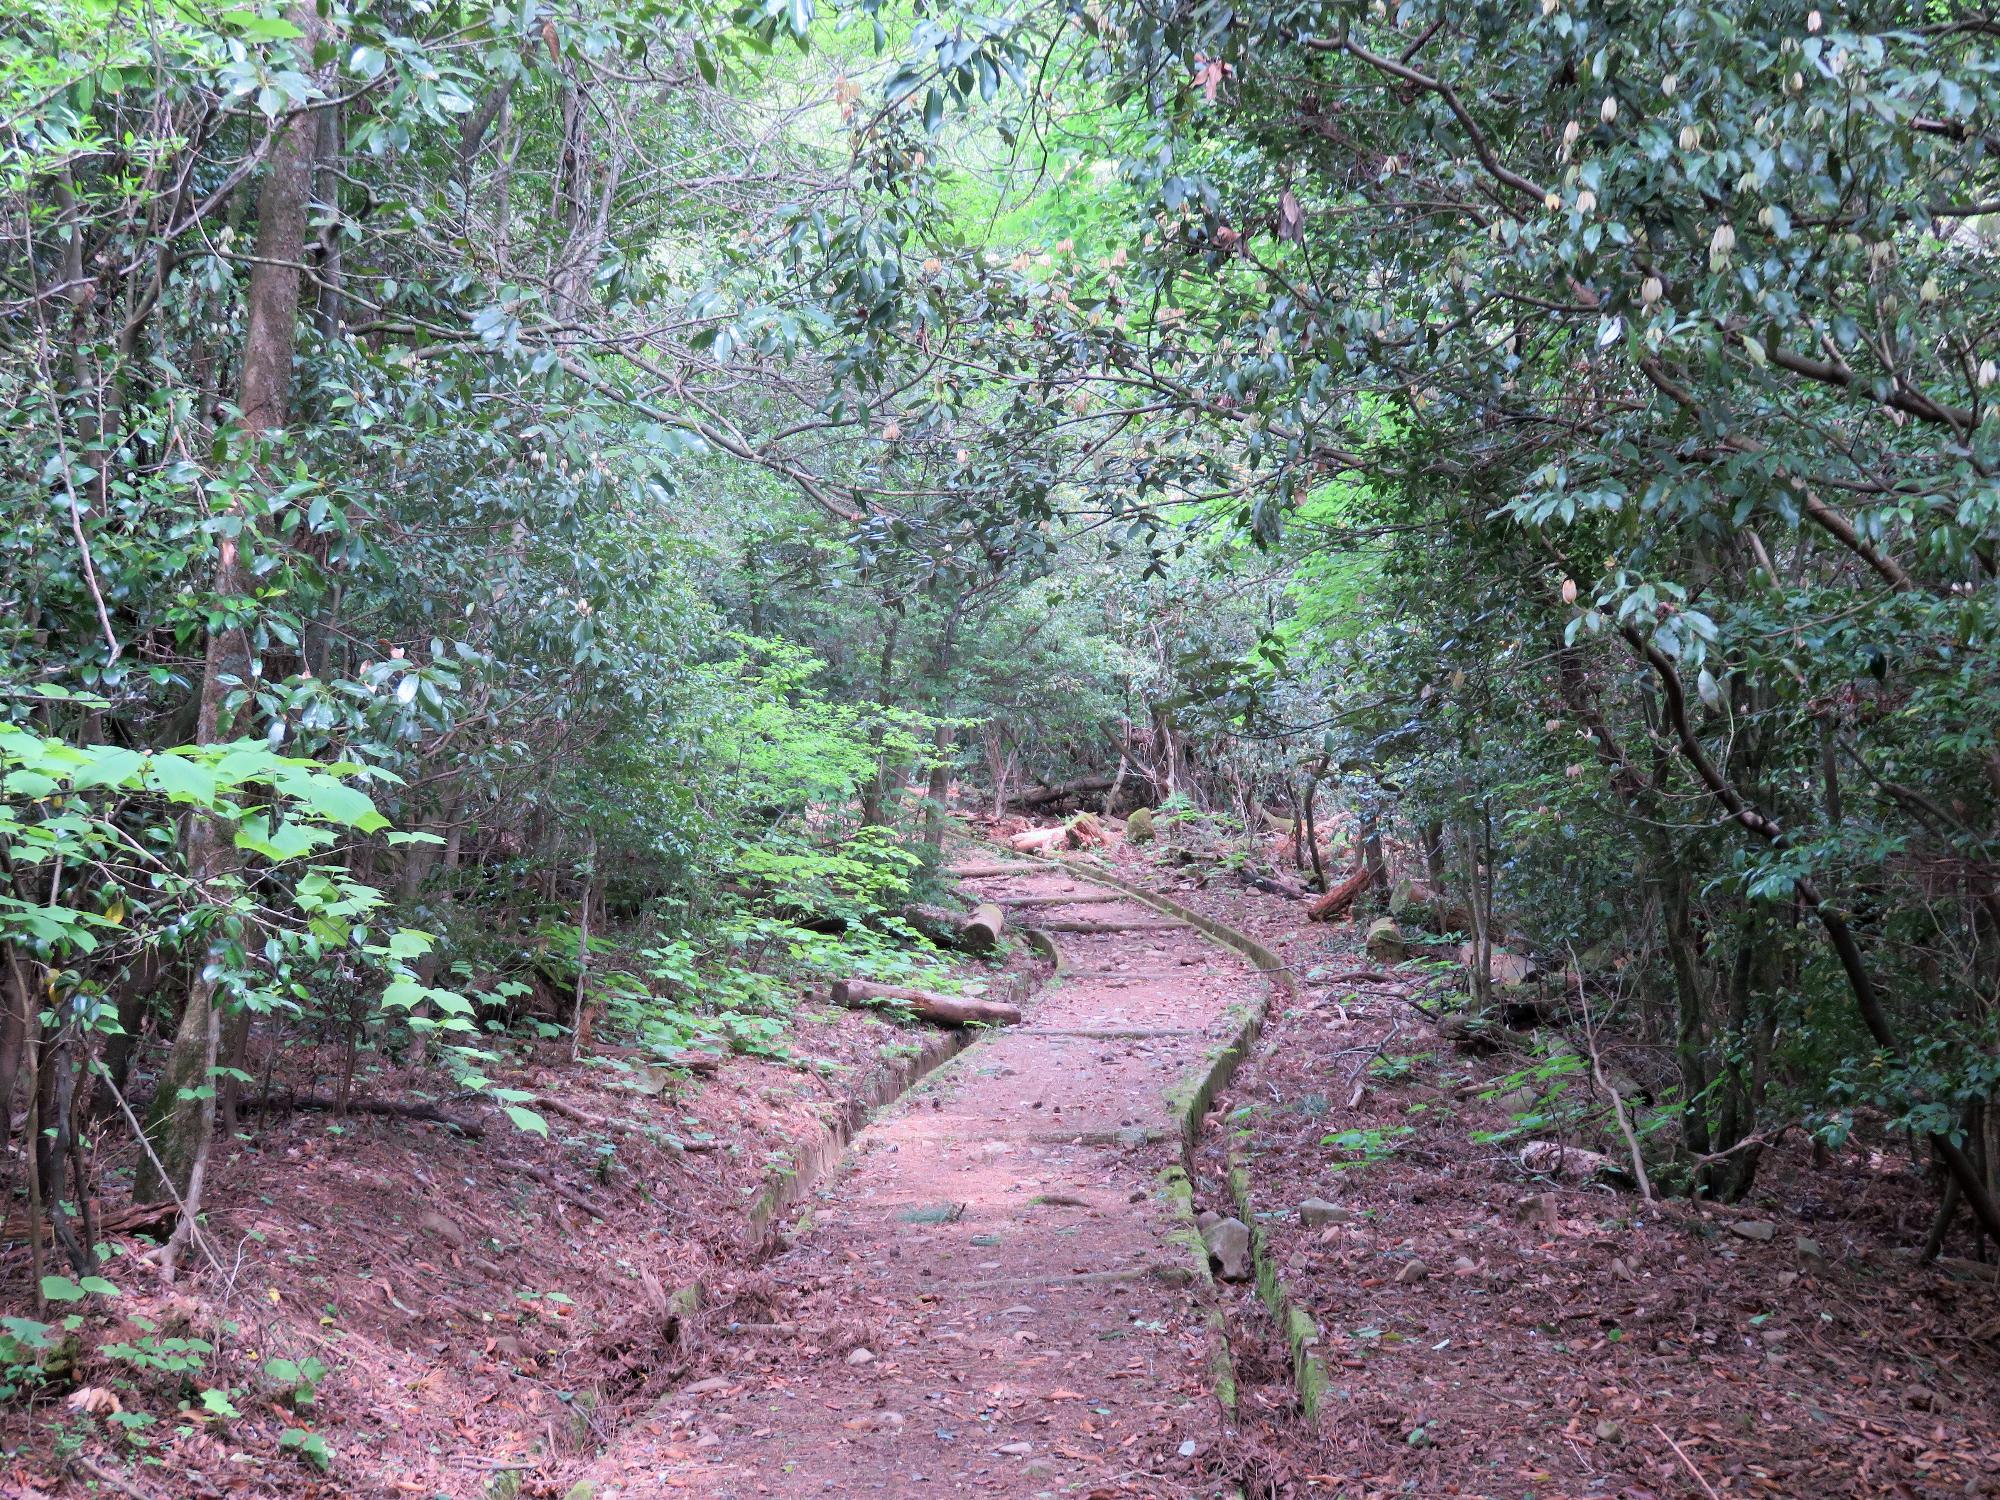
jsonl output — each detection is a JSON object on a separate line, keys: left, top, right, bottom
{"left": 976, "top": 844, "right": 1335, "bottom": 1424}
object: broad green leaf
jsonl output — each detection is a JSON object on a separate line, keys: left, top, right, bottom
{"left": 503, "top": 1105, "right": 549, "bottom": 1137}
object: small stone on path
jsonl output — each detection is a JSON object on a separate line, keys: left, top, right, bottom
{"left": 1202, "top": 1216, "right": 1253, "bottom": 1281}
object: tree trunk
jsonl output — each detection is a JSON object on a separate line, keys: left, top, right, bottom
{"left": 569, "top": 833, "right": 597, "bottom": 1061}
{"left": 137, "top": 73, "right": 319, "bottom": 1206}
{"left": 862, "top": 614, "right": 900, "bottom": 826}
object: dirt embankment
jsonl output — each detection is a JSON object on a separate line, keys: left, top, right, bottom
{"left": 1117, "top": 843, "right": 2000, "bottom": 1499}
{"left": 1, "top": 968, "right": 1034, "bottom": 1499}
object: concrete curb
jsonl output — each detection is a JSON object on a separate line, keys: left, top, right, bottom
{"left": 956, "top": 842, "right": 1247, "bottom": 1421}
{"left": 964, "top": 846, "right": 1332, "bottom": 1421}
{"left": 1071, "top": 865, "right": 1332, "bottom": 1417}
{"left": 742, "top": 928, "right": 1061, "bottom": 1251}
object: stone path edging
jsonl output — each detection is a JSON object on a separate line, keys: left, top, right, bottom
{"left": 975, "top": 847, "right": 1334, "bottom": 1422}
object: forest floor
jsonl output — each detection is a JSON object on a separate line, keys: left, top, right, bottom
{"left": 1137, "top": 844, "right": 2000, "bottom": 1500}
{"left": 11, "top": 832, "right": 2000, "bottom": 1500}
{"left": 0, "top": 964, "right": 1036, "bottom": 1498}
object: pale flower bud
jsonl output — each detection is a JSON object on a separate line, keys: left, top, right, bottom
{"left": 1662, "top": 73, "right": 1678, "bottom": 97}
{"left": 1757, "top": 205, "right": 1774, "bottom": 228}
{"left": 1564, "top": 119, "right": 1581, "bottom": 146}
{"left": 1921, "top": 276, "right": 1940, "bottom": 303}
{"left": 1561, "top": 578, "right": 1579, "bottom": 604}
{"left": 1641, "top": 275, "right": 1664, "bottom": 305}
{"left": 1709, "top": 221, "right": 1736, "bottom": 268}
{"left": 1541, "top": 0, "right": 1559, "bottom": 15}
{"left": 1545, "top": 191, "right": 1563, "bottom": 211}
{"left": 1788, "top": 71, "right": 1804, "bottom": 93}
{"left": 1679, "top": 124, "right": 1701, "bottom": 151}
{"left": 1980, "top": 359, "right": 1997, "bottom": 388}
{"left": 1576, "top": 189, "right": 1597, "bottom": 214}
{"left": 1600, "top": 96, "right": 1618, "bottom": 123}
{"left": 1807, "top": 9, "right": 1822, "bottom": 31}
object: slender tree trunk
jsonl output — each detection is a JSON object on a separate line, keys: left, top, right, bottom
{"left": 569, "top": 833, "right": 596, "bottom": 1061}
{"left": 0, "top": 944, "right": 30, "bottom": 1155}
{"left": 137, "top": 74, "right": 319, "bottom": 1206}
{"left": 1301, "top": 752, "right": 1329, "bottom": 891}
{"left": 862, "top": 614, "right": 900, "bottom": 826}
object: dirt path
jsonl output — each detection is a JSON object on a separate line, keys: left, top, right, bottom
{"left": 576, "top": 858, "right": 1253, "bottom": 1498}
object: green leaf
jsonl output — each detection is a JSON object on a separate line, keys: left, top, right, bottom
{"left": 226, "top": 10, "right": 304, "bottom": 40}
{"left": 503, "top": 1105, "right": 549, "bottom": 1137}
{"left": 199, "top": 1387, "right": 241, "bottom": 1418}
{"left": 39, "top": 1276, "right": 85, "bottom": 1303}
{"left": 293, "top": 776, "right": 388, "bottom": 832}
{"left": 0, "top": 1317, "right": 54, "bottom": 1349}
{"left": 70, "top": 746, "right": 146, "bottom": 790}
{"left": 386, "top": 929, "right": 433, "bottom": 959}
{"left": 148, "top": 754, "right": 216, "bottom": 806}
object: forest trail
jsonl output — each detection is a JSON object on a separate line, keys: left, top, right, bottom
{"left": 577, "top": 858, "right": 1252, "bottom": 1498}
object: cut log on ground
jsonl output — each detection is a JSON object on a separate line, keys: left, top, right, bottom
{"left": 946, "top": 862, "right": 1042, "bottom": 878}
{"left": 1307, "top": 863, "right": 1374, "bottom": 921}
{"left": 829, "top": 979, "right": 1022, "bottom": 1027}
{"left": 960, "top": 901, "right": 1005, "bottom": 952}
{"left": 1008, "top": 826, "right": 1068, "bottom": 854}
{"left": 1066, "top": 811, "right": 1110, "bottom": 847}
{"left": 903, "top": 902, "right": 1006, "bottom": 952}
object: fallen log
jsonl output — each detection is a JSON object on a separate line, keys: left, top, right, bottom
{"left": 1007, "top": 826, "right": 1068, "bottom": 854}
{"left": 661, "top": 1049, "right": 726, "bottom": 1075}
{"left": 961, "top": 901, "right": 1006, "bottom": 952}
{"left": 829, "top": 979, "right": 1021, "bottom": 1027}
{"left": 3, "top": 1199, "right": 176, "bottom": 1245}
{"left": 1241, "top": 869, "right": 1305, "bottom": 900}
{"left": 990, "top": 892, "right": 1125, "bottom": 908}
{"left": 236, "top": 1093, "right": 487, "bottom": 1137}
{"left": 947, "top": 862, "right": 1042, "bottom": 878}
{"left": 1008, "top": 773, "right": 1117, "bottom": 811}
{"left": 903, "top": 902, "right": 969, "bottom": 947}
{"left": 903, "top": 901, "right": 1006, "bottom": 952}
{"left": 1023, "top": 917, "right": 1186, "bottom": 934}
{"left": 1307, "top": 863, "right": 1374, "bottom": 922}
